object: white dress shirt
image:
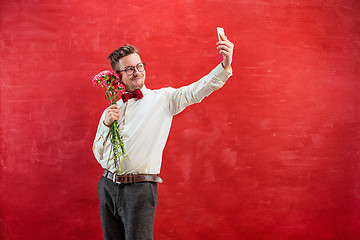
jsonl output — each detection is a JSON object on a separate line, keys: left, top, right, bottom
{"left": 93, "top": 63, "right": 232, "bottom": 174}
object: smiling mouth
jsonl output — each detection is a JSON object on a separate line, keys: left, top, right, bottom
{"left": 132, "top": 77, "right": 142, "bottom": 81}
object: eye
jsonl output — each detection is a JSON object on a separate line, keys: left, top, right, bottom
{"left": 125, "top": 66, "right": 135, "bottom": 74}
{"left": 137, "top": 63, "right": 145, "bottom": 71}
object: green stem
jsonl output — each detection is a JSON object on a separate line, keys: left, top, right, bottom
{"left": 101, "top": 85, "right": 112, "bottom": 105}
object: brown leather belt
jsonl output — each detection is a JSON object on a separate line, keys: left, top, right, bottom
{"left": 103, "top": 170, "right": 163, "bottom": 184}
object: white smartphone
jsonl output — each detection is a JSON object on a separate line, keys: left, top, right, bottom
{"left": 217, "top": 27, "right": 225, "bottom": 41}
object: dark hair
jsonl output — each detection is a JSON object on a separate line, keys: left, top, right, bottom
{"left": 108, "top": 44, "right": 139, "bottom": 70}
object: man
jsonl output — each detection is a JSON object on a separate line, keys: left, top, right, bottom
{"left": 93, "top": 33, "right": 234, "bottom": 240}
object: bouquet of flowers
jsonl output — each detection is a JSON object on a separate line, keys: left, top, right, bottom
{"left": 92, "top": 70, "right": 129, "bottom": 172}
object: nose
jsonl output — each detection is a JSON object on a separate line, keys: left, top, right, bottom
{"left": 133, "top": 68, "right": 140, "bottom": 76}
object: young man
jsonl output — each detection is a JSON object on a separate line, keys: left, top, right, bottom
{"left": 93, "top": 34, "right": 234, "bottom": 240}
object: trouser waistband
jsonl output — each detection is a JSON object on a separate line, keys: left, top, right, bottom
{"left": 102, "top": 169, "right": 163, "bottom": 184}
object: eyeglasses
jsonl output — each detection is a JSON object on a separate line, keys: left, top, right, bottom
{"left": 117, "top": 62, "right": 146, "bottom": 76}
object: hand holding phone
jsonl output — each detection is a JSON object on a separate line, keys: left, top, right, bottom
{"left": 216, "top": 27, "right": 234, "bottom": 70}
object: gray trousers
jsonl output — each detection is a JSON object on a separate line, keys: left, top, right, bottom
{"left": 98, "top": 176, "right": 158, "bottom": 240}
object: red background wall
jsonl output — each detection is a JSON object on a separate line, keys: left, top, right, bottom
{"left": 1, "top": 0, "right": 360, "bottom": 239}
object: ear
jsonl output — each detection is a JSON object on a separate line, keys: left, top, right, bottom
{"left": 115, "top": 70, "right": 123, "bottom": 82}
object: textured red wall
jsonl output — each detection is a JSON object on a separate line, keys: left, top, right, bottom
{"left": 1, "top": 0, "right": 360, "bottom": 239}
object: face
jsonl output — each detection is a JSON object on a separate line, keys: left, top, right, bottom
{"left": 116, "top": 53, "right": 146, "bottom": 92}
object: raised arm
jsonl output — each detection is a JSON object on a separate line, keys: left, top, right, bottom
{"left": 166, "top": 33, "right": 234, "bottom": 115}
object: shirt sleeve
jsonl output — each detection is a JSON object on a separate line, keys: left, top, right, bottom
{"left": 92, "top": 109, "right": 112, "bottom": 169}
{"left": 166, "top": 63, "right": 233, "bottom": 115}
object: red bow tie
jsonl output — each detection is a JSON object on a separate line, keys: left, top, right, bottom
{"left": 121, "top": 89, "right": 143, "bottom": 103}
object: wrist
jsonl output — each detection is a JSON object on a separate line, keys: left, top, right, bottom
{"left": 103, "top": 120, "right": 111, "bottom": 128}
{"left": 221, "top": 62, "right": 231, "bottom": 71}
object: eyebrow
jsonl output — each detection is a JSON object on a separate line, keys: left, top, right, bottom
{"left": 125, "top": 62, "right": 142, "bottom": 68}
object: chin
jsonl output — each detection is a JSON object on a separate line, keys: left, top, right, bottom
{"left": 136, "top": 81, "right": 144, "bottom": 89}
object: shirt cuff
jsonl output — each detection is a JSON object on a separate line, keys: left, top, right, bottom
{"left": 213, "top": 63, "right": 233, "bottom": 80}
{"left": 99, "top": 121, "right": 110, "bottom": 135}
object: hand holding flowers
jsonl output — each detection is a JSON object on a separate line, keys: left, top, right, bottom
{"left": 92, "top": 70, "right": 129, "bottom": 172}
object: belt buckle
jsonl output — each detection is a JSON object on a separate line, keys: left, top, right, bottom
{"left": 113, "top": 174, "right": 121, "bottom": 184}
